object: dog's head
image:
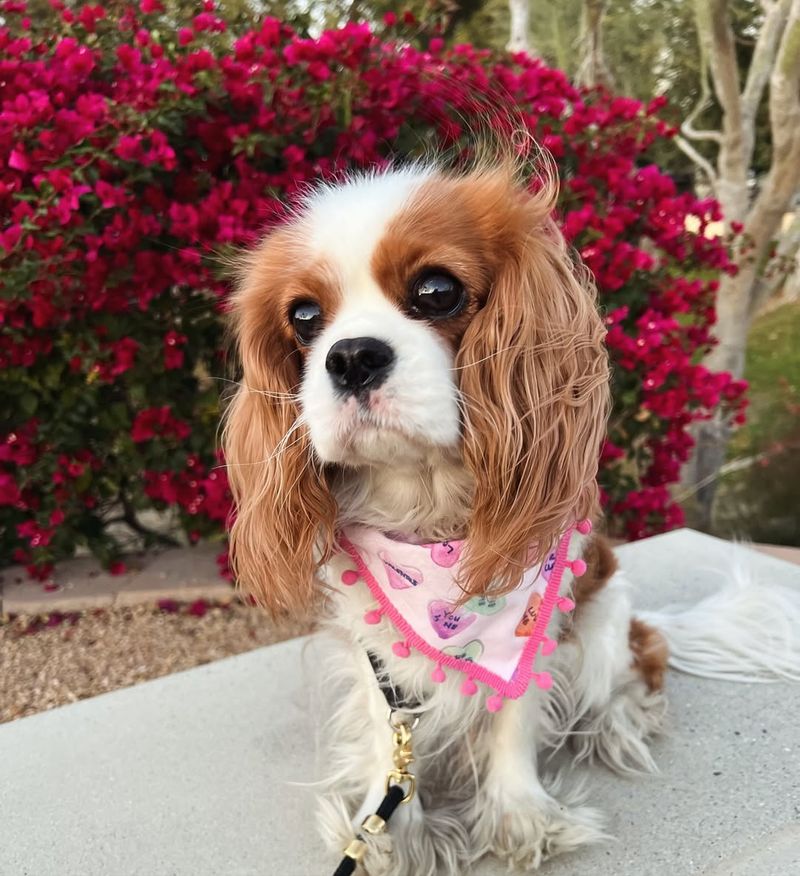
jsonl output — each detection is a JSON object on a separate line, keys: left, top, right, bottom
{"left": 223, "top": 163, "right": 609, "bottom": 615}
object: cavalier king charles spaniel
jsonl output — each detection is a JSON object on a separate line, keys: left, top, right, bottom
{"left": 222, "top": 160, "right": 800, "bottom": 875}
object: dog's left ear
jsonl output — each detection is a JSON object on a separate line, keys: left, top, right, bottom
{"left": 222, "top": 229, "right": 337, "bottom": 619}
{"left": 457, "top": 175, "right": 610, "bottom": 598}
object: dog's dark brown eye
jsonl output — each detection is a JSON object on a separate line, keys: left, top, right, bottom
{"left": 290, "top": 300, "right": 322, "bottom": 345}
{"left": 409, "top": 271, "right": 465, "bottom": 319}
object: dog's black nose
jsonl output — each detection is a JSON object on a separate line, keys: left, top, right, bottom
{"left": 325, "top": 337, "right": 395, "bottom": 395}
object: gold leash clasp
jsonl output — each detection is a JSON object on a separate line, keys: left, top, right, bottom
{"left": 385, "top": 710, "right": 417, "bottom": 803}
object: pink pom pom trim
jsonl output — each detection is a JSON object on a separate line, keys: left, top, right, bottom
{"left": 460, "top": 677, "right": 478, "bottom": 696}
{"left": 392, "top": 640, "right": 410, "bottom": 658}
{"left": 534, "top": 671, "right": 553, "bottom": 690}
{"left": 541, "top": 637, "right": 557, "bottom": 656}
{"left": 577, "top": 519, "right": 593, "bottom": 535}
{"left": 570, "top": 558, "right": 587, "bottom": 577}
{"left": 486, "top": 694, "right": 504, "bottom": 712}
{"left": 557, "top": 596, "right": 575, "bottom": 612}
{"left": 341, "top": 569, "right": 359, "bottom": 586}
{"left": 431, "top": 664, "right": 446, "bottom": 683}
{"left": 364, "top": 608, "right": 383, "bottom": 625}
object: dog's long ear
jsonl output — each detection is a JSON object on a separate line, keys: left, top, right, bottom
{"left": 222, "top": 231, "right": 337, "bottom": 618}
{"left": 457, "top": 174, "right": 610, "bottom": 598}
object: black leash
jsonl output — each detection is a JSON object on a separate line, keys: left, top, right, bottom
{"left": 329, "top": 652, "right": 420, "bottom": 875}
{"left": 331, "top": 784, "right": 407, "bottom": 876}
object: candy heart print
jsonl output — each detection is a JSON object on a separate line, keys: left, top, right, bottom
{"left": 515, "top": 592, "right": 542, "bottom": 637}
{"left": 379, "top": 551, "right": 423, "bottom": 589}
{"left": 465, "top": 595, "right": 506, "bottom": 615}
{"left": 428, "top": 600, "right": 476, "bottom": 639}
{"left": 428, "top": 541, "right": 462, "bottom": 567}
{"left": 442, "top": 639, "right": 484, "bottom": 662}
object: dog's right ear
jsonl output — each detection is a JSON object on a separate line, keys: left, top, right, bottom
{"left": 222, "top": 230, "right": 337, "bottom": 618}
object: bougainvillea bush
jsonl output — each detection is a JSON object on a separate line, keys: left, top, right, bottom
{"left": 0, "top": 1, "right": 746, "bottom": 579}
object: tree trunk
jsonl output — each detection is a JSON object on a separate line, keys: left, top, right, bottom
{"left": 575, "top": 0, "right": 614, "bottom": 88}
{"left": 684, "top": 0, "right": 800, "bottom": 528}
{"left": 507, "top": 0, "right": 531, "bottom": 53}
{"left": 691, "top": 182, "right": 793, "bottom": 524}
{"left": 753, "top": 210, "right": 800, "bottom": 310}
{"left": 782, "top": 258, "right": 800, "bottom": 302}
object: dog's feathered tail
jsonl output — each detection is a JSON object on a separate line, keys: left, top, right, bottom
{"left": 637, "top": 558, "right": 800, "bottom": 684}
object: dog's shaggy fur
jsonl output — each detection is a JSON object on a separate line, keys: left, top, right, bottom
{"left": 223, "top": 161, "right": 800, "bottom": 874}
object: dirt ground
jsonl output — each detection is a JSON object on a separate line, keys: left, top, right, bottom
{"left": 0, "top": 602, "right": 312, "bottom": 724}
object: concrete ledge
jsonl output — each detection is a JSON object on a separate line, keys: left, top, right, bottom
{"left": 0, "top": 530, "right": 798, "bottom": 875}
{"left": 0, "top": 543, "right": 232, "bottom": 614}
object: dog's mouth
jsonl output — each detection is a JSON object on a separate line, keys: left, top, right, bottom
{"left": 329, "top": 397, "right": 435, "bottom": 464}
{"left": 336, "top": 393, "right": 409, "bottom": 437}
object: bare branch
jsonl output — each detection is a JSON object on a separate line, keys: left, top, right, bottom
{"left": 769, "top": 0, "right": 800, "bottom": 165}
{"left": 682, "top": 8, "right": 723, "bottom": 143}
{"left": 675, "top": 135, "right": 719, "bottom": 191}
{"left": 697, "top": 0, "right": 743, "bottom": 123}
{"left": 741, "top": 0, "right": 791, "bottom": 123}
{"left": 681, "top": 122, "right": 723, "bottom": 144}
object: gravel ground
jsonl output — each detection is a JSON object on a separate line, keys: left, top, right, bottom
{"left": 0, "top": 602, "right": 312, "bottom": 724}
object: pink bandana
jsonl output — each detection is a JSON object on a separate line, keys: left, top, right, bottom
{"left": 337, "top": 521, "right": 590, "bottom": 712}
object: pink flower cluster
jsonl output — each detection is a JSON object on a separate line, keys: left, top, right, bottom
{"left": 0, "top": 2, "right": 746, "bottom": 577}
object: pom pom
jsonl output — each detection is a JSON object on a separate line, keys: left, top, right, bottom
{"left": 364, "top": 608, "right": 382, "bottom": 625}
{"left": 557, "top": 596, "right": 575, "bottom": 612}
{"left": 577, "top": 519, "right": 593, "bottom": 535}
{"left": 570, "top": 558, "right": 587, "bottom": 577}
{"left": 534, "top": 671, "right": 553, "bottom": 690}
{"left": 486, "top": 694, "right": 504, "bottom": 712}
{"left": 341, "top": 569, "right": 359, "bottom": 586}
{"left": 460, "top": 677, "right": 478, "bottom": 696}
{"left": 431, "top": 664, "right": 446, "bottom": 683}
{"left": 541, "top": 637, "right": 557, "bottom": 656}
{"left": 392, "top": 640, "right": 410, "bottom": 658}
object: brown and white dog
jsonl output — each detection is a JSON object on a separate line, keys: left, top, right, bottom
{"left": 222, "top": 160, "right": 800, "bottom": 875}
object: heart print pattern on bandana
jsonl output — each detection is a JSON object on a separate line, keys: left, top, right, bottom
{"left": 465, "top": 595, "right": 506, "bottom": 615}
{"left": 428, "top": 599, "right": 476, "bottom": 639}
{"left": 428, "top": 540, "right": 462, "bottom": 567}
{"left": 515, "top": 591, "right": 542, "bottom": 637}
{"left": 338, "top": 522, "right": 581, "bottom": 708}
{"left": 442, "top": 639, "right": 484, "bottom": 662}
{"left": 379, "top": 551, "right": 423, "bottom": 589}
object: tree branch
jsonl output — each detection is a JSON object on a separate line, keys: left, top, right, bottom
{"left": 681, "top": 8, "right": 723, "bottom": 144}
{"left": 693, "top": 0, "right": 753, "bottom": 208}
{"left": 116, "top": 496, "right": 181, "bottom": 548}
{"left": 769, "top": 0, "right": 800, "bottom": 165}
{"left": 741, "top": 0, "right": 791, "bottom": 123}
{"left": 675, "top": 135, "right": 719, "bottom": 191}
{"left": 698, "top": 0, "right": 744, "bottom": 123}
{"left": 751, "top": 210, "right": 800, "bottom": 312}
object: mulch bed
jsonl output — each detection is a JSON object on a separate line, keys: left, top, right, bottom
{"left": 1, "top": 600, "right": 312, "bottom": 724}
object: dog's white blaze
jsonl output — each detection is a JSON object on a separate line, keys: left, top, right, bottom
{"left": 298, "top": 168, "right": 463, "bottom": 467}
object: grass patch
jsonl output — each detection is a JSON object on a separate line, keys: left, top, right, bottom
{"left": 730, "top": 301, "right": 800, "bottom": 453}
{"left": 714, "top": 301, "right": 800, "bottom": 546}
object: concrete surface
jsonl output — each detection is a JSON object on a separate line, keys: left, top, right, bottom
{"left": 1, "top": 529, "right": 799, "bottom": 876}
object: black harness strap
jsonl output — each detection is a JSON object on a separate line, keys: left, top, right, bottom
{"left": 366, "top": 650, "right": 420, "bottom": 712}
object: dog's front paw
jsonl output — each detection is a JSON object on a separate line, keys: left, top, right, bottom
{"left": 470, "top": 791, "right": 605, "bottom": 870}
